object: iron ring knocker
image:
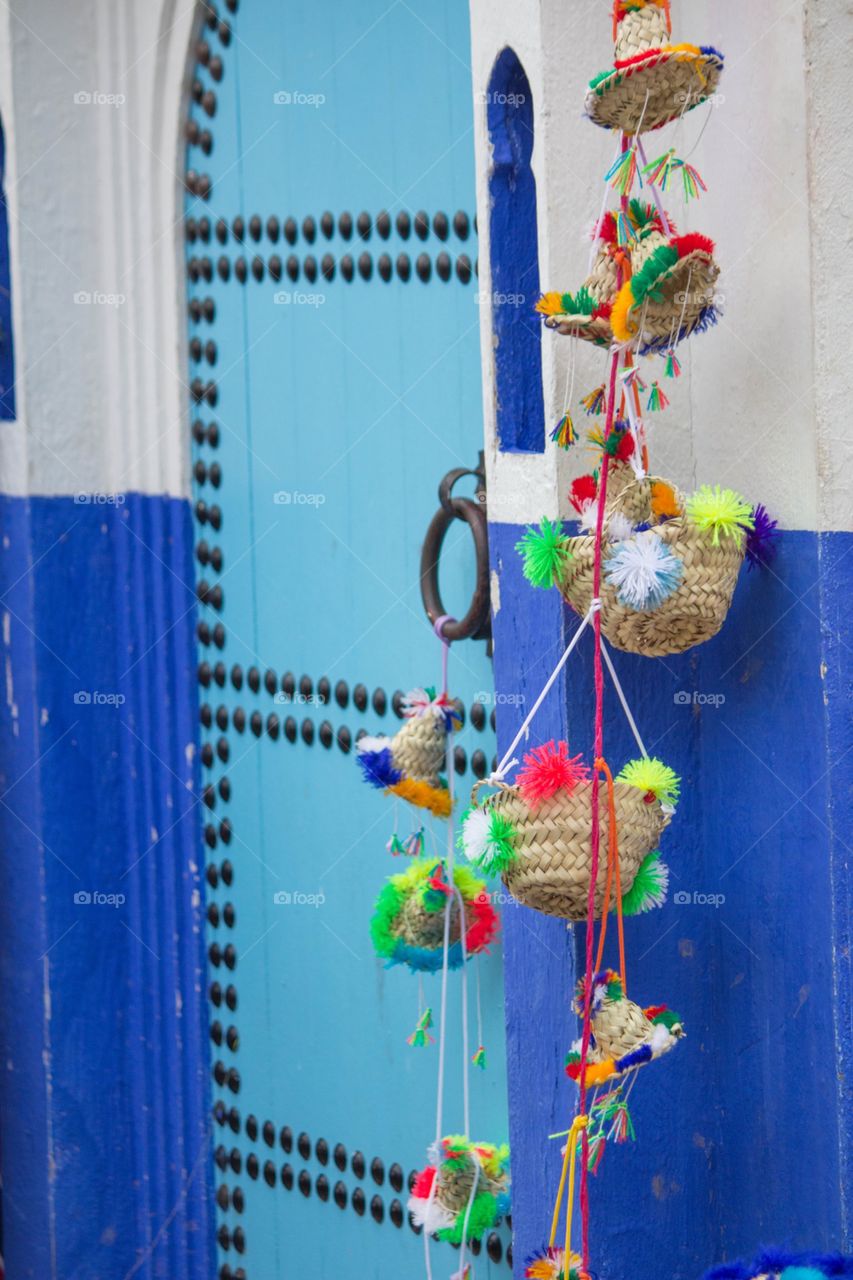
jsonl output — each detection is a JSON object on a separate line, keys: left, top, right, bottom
{"left": 420, "top": 453, "right": 491, "bottom": 645}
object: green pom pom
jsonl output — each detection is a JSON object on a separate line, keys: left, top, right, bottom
{"left": 515, "top": 518, "right": 572, "bottom": 589}
{"left": 437, "top": 1191, "right": 501, "bottom": 1244}
{"left": 629, "top": 243, "right": 679, "bottom": 306}
{"left": 616, "top": 757, "right": 681, "bottom": 807}
{"left": 685, "top": 485, "right": 755, "bottom": 548}
{"left": 620, "top": 851, "right": 669, "bottom": 915}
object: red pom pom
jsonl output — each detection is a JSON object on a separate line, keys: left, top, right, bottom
{"left": 411, "top": 1165, "right": 436, "bottom": 1200}
{"left": 517, "top": 740, "right": 591, "bottom": 807}
{"left": 569, "top": 475, "right": 598, "bottom": 514}
{"left": 673, "top": 232, "right": 715, "bottom": 260}
{"left": 614, "top": 431, "right": 635, "bottom": 461}
{"left": 596, "top": 212, "right": 618, "bottom": 244}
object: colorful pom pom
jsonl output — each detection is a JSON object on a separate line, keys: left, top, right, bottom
{"left": 535, "top": 291, "right": 565, "bottom": 317}
{"left": 650, "top": 480, "right": 680, "bottom": 520}
{"left": 550, "top": 411, "right": 576, "bottom": 449}
{"left": 569, "top": 474, "right": 598, "bottom": 517}
{"left": 604, "top": 530, "right": 684, "bottom": 610}
{"left": 617, "top": 757, "right": 681, "bottom": 807}
{"left": 745, "top": 502, "right": 779, "bottom": 570}
{"left": 646, "top": 381, "right": 669, "bottom": 412}
{"left": 620, "top": 851, "right": 669, "bottom": 915}
{"left": 525, "top": 1245, "right": 583, "bottom": 1280}
{"left": 516, "top": 518, "right": 572, "bottom": 589}
{"left": 516, "top": 740, "right": 591, "bottom": 807}
{"left": 407, "top": 1007, "right": 434, "bottom": 1047}
{"left": 458, "top": 806, "right": 518, "bottom": 876}
{"left": 686, "top": 485, "right": 755, "bottom": 548}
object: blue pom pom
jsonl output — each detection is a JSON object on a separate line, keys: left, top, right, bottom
{"left": 357, "top": 747, "right": 402, "bottom": 789}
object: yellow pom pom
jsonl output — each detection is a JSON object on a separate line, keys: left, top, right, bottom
{"left": 535, "top": 291, "right": 567, "bottom": 317}
{"left": 610, "top": 281, "right": 638, "bottom": 342}
{"left": 685, "top": 485, "right": 755, "bottom": 548}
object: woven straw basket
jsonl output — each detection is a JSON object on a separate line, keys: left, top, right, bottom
{"left": 545, "top": 242, "right": 618, "bottom": 347}
{"left": 471, "top": 777, "right": 668, "bottom": 921}
{"left": 397, "top": 892, "right": 470, "bottom": 953}
{"left": 561, "top": 465, "right": 745, "bottom": 657}
{"left": 433, "top": 1150, "right": 508, "bottom": 1219}
{"left": 392, "top": 714, "right": 446, "bottom": 787}
{"left": 585, "top": 3, "right": 724, "bottom": 135}
{"left": 587, "top": 992, "right": 660, "bottom": 1060}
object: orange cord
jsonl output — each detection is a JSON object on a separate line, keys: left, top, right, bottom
{"left": 592, "top": 758, "right": 627, "bottom": 994}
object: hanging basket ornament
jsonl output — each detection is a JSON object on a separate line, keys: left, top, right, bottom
{"left": 585, "top": 1, "right": 724, "bottom": 136}
{"left": 519, "top": 461, "right": 771, "bottom": 657}
{"left": 564, "top": 970, "right": 685, "bottom": 1086}
{"left": 536, "top": 201, "right": 720, "bottom": 354}
{"left": 408, "top": 1136, "right": 510, "bottom": 1244}
{"left": 370, "top": 858, "right": 498, "bottom": 973}
{"left": 459, "top": 744, "right": 676, "bottom": 921}
{"left": 356, "top": 685, "right": 461, "bottom": 817}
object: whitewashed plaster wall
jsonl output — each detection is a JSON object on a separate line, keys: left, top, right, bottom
{"left": 469, "top": 0, "right": 853, "bottom": 533}
{"left": 0, "top": 0, "right": 850, "bottom": 533}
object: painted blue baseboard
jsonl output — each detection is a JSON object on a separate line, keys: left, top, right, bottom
{"left": 488, "top": 524, "right": 852, "bottom": 1278}
{"left": 0, "top": 493, "right": 214, "bottom": 1280}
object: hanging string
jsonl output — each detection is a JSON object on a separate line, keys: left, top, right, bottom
{"left": 487, "top": 606, "right": 597, "bottom": 785}
{"left": 599, "top": 640, "right": 649, "bottom": 759}
{"left": 635, "top": 136, "right": 672, "bottom": 237}
{"left": 453, "top": 884, "right": 471, "bottom": 1139}
{"left": 591, "top": 758, "right": 627, "bottom": 993}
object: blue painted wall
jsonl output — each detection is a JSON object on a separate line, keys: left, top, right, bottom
{"left": 490, "top": 522, "right": 853, "bottom": 1277}
{"left": 0, "top": 494, "right": 214, "bottom": 1279}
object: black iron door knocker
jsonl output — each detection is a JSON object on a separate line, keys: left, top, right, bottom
{"left": 420, "top": 450, "right": 491, "bottom": 645}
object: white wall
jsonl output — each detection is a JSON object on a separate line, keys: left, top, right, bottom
{"left": 0, "top": 0, "right": 195, "bottom": 499}
{"left": 469, "top": 0, "right": 853, "bottom": 533}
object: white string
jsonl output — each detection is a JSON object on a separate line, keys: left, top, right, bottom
{"left": 621, "top": 380, "right": 647, "bottom": 479}
{"left": 488, "top": 605, "right": 598, "bottom": 784}
{"left": 587, "top": 140, "right": 622, "bottom": 275}
{"left": 475, "top": 957, "right": 483, "bottom": 1052}
{"left": 454, "top": 885, "right": 470, "bottom": 1139}
{"left": 599, "top": 640, "right": 649, "bottom": 759}
{"left": 456, "top": 1160, "right": 483, "bottom": 1280}
{"left": 635, "top": 135, "right": 672, "bottom": 238}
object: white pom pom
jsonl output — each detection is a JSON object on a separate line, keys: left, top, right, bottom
{"left": 460, "top": 807, "right": 492, "bottom": 865}
{"left": 356, "top": 734, "right": 391, "bottom": 755}
{"left": 407, "top": 1193, "right": 455, "bottom": 1235}
{"left": 577, "top": 498, "right": 600, "bottom": 533}
{"left": 606, "top": 512, "right": 636, "bottom": 542}
{"left": 604, "top": 531, "right": 684, "bottom": 610}
{"left": 649, "top": 1022, "right": 674, "bottom": 1056}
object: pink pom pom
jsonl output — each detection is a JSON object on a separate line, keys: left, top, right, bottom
{"left": 517, "top": 741, "right": 591, "bottom": 807}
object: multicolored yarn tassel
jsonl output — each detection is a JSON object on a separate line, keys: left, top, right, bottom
{"left": 550, "top": 411, "right": 576, "bottom": 449}
{"left": 581, "top": 385, "right": 606, "bottom": 416}
{"left": 604, "top": 146, "right": 640, "bottom": 196}
{"left": 407, "top": 1007, "right": 434, "bottom": 1048}
{"left": 403, "top": 827, "right": 425, "bottom": 857}
{"left": 646, "top": 382, "right": 669, "bottom": 412}
{"left": 472, "top": 1044, "right": 487, "bottom": 1070}
{"left": 664, "top": 350, "right": 681, "bottom": 379}
{"left": 616, "top": 210, "right": 636, "bottom": 247}
{"left": 642, "top": 148, "right": 707, "bottom": 200}
{"left": 386, "top": 833, "right": 406, "bottom": 856}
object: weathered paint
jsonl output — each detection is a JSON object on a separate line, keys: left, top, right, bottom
{"left": 490, "top": 521, "right": 853, "bottom": 1276}
{"left": 0, "top": 493, "right": 214, "bottom": 1280}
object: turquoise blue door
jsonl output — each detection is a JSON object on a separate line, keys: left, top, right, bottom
{"left": 184, "top": 3, "right": 511, "bottom": 1275}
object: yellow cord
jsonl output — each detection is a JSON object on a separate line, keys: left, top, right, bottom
{"left": 548, "top": 1114, "right": 589, "bottom": 1254}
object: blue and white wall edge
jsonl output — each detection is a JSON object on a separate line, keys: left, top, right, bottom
{"left": 0, "top": 3, "right": 213, "bottom": 1278}
{"left": 468, "top": 1, "right": 852, "bottom": 1277}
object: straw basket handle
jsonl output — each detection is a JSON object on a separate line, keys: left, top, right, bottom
{"left": 604, "top": 471, "right": 678, "bottom": 527}
{"left": 470, "top": 779, "right": 512, "bottom": 808}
